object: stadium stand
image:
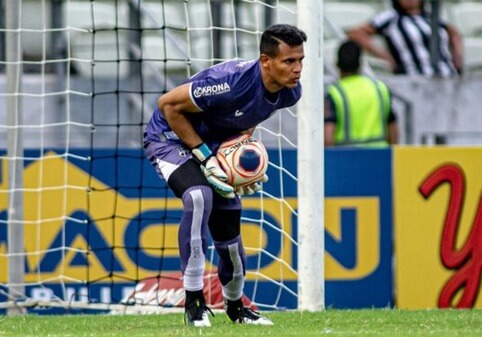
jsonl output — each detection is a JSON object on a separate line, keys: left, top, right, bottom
{"left": 448, "top": 1, "right": 482, "bottom": 37}
{"left": 63, "top": 1, "right": 130, "bottom": 77}
{"left": 4, "top": 0, "right": 482, "bottom": 145}
{"left": 324, "top": 2, "right": 378, "bottom": 36}
{"left": 20, "top": 1, "right": 53, "bottom": 68}
{"left": 447, "top": 1, "right": 482, "bottom": 73}
{"left": 463, "top": 37, "right": 482, "bottom": 74}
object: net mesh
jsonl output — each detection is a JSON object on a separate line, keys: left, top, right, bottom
{"left": 0, "top": 0, "right": 300, "bottom": 314}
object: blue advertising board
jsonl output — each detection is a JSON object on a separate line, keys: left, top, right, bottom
{"left": 0, "top": 148, "right": 393, "bottom": 312}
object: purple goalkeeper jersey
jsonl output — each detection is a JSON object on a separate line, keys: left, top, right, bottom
{"left": 144, "top": 59, "right": 302, "bottom": 147}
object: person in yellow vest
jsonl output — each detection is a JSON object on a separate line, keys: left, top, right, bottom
{"left": 324, "top": 40, "right": 398, "bottom": 147}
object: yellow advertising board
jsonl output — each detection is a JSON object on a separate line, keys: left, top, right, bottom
{"left": 325, "top": 197, "right": 380, "bottom": 280}
{"left": 1, "top": 148, "right": 393, "bottom": 308}
{"left": 1, "top": 151, "right": 384, "bottom": 285}
{"left": 394, "top": 147, "right": 482, "bottom": 309}
{"left": 0, "top": 152, "right": 297, "bottom": 282}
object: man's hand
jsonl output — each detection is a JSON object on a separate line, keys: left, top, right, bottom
{"left": 235, "top": 174, "right": 269, "bottom": 196}
{"left": 191, "top": 143, "right": 235, "bottom": 199}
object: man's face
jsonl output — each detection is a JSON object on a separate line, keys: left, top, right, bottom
{"left": 261, "top": 42, "right": 305, "bottom": 91}
{"left": 398, "top": 0, "right": 422, "bottom": 13}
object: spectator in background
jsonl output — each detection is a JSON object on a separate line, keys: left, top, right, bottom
{"left": 347, "top": 0, "right": 463, "bottom": 77}
{"left": 324, "top": 40, "right": 398, "bottom": 147}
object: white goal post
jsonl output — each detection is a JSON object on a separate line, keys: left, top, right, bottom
{"left": 5, "top": 0, "right": 25, "bottom": 316}
{"left": 0, "top": 0, "right": 324, "bottom": 314}
{"left": 296, "top": 0, "right": 324, "bottom": 312}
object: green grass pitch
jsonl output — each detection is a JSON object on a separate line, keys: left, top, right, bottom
{"left": 1, "top": 309, "right": 482, "bottom": 336}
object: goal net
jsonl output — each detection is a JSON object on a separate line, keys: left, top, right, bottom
{"left": 0, "top": 0, "right": 323, "bottom": 314}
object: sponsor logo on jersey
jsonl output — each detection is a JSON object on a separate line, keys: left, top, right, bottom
{"left": 234, "top": 110, "right": 244, "bottom": 117}
{"left": 193, "top": 83, "right": 231, "bottom": 98}
{"left": 177, "top": 147, "right": 190, "bottom": 157}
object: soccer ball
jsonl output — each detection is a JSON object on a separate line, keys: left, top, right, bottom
{"left": 216, "top": 134, "right": 269, "bottom": 188}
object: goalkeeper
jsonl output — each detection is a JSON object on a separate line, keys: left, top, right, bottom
{"left": 143, "top": 24, "right": 306, "bottom": 327}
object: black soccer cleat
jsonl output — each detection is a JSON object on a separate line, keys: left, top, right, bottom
{"left": 225, "top": 299, "right": 274, "bottom": 326}
{"left": 184, "top": 299, "right": 214, "bottom": 328}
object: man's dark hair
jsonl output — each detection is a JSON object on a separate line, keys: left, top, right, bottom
{"left": 337, "top": 40, "right": 361, "bottom": 73}
{"left": 392, "top": 0, "right": 427, "bottom": 16}
{"left": 260, "top": 24, "right": 307, "bottom": 57}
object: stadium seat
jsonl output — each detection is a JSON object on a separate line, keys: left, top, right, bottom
{"left": 69, "top": 30, "right": 131, "bottom": 77}
{"left": 277, "top": 1, "right": 297, "bottom": 26}
{"left": 463, "top": 37, "right": 482, "bottom": 74}
{"left": 21, "top": 1, "right": 53, "bottom": 60}
{"left": 63, "top": 1, "right": 128, "bottom": 29}
{"left": 448, "top": 2, "right": 482, "bottom": 37}
{"left": 140, "top": 1, "right": 186, "bottom": 29}
{"left": 65, "top": 1, "right": 130, "bottom": 77}
{"left": 324, "top": 2, "right": 377, "bottom": 37}
{"left": 323, "top": 39, "right": 340, "bottom": 71}
{"left": 140, "top": 1, "right": 211, "bottom": 75}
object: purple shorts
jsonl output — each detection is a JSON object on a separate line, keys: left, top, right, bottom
{"left": 144, "top": 140, "right": 241, "bottom": 209}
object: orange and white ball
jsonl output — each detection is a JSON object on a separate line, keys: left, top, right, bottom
{"left": 216, "top": 134, "right": 268, "bottom": 188}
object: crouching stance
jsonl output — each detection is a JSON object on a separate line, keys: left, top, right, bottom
{"left": 143, "top": 23, "right": 307, "bottom": 327}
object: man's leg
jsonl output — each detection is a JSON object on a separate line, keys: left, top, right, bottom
{"left": 168, "top": 160, "right": 215, "bottom": 327}
{"left": 146, "top": 139, "right": 214, "bottom": 327}
{"left": 209, "top": 206, "right": 273, "bottom": 325}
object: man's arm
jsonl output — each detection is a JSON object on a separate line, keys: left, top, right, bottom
{"left": 387, "top": 121, "right": 399, "bottom": 145}
{"left": 347, "top": 24, "right": 396, "bottom": 70}
{"left": 157, "top": 83, "right": 203, "bottom": 148}
{"left": 446, "top": 23, "right": 464, "bottom": 74}
{"left": 158, "top": 83, "right": 235, "bottom": 198}
{"left": 324, "top": 96, "right": 336, "bottom": 147}
{"left": 324, "top": 123, "right": 336, "bottom": 147}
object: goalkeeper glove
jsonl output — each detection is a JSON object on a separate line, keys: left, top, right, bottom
{"left": 191, "top": 143, "right": 235, "bottom": 199}
{"left": 235, "top": 174, "right": 269, "bottom": 196}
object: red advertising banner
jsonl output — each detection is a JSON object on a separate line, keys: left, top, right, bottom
{"left": 394, "top": 147, "right": 482, "bottom": 309}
